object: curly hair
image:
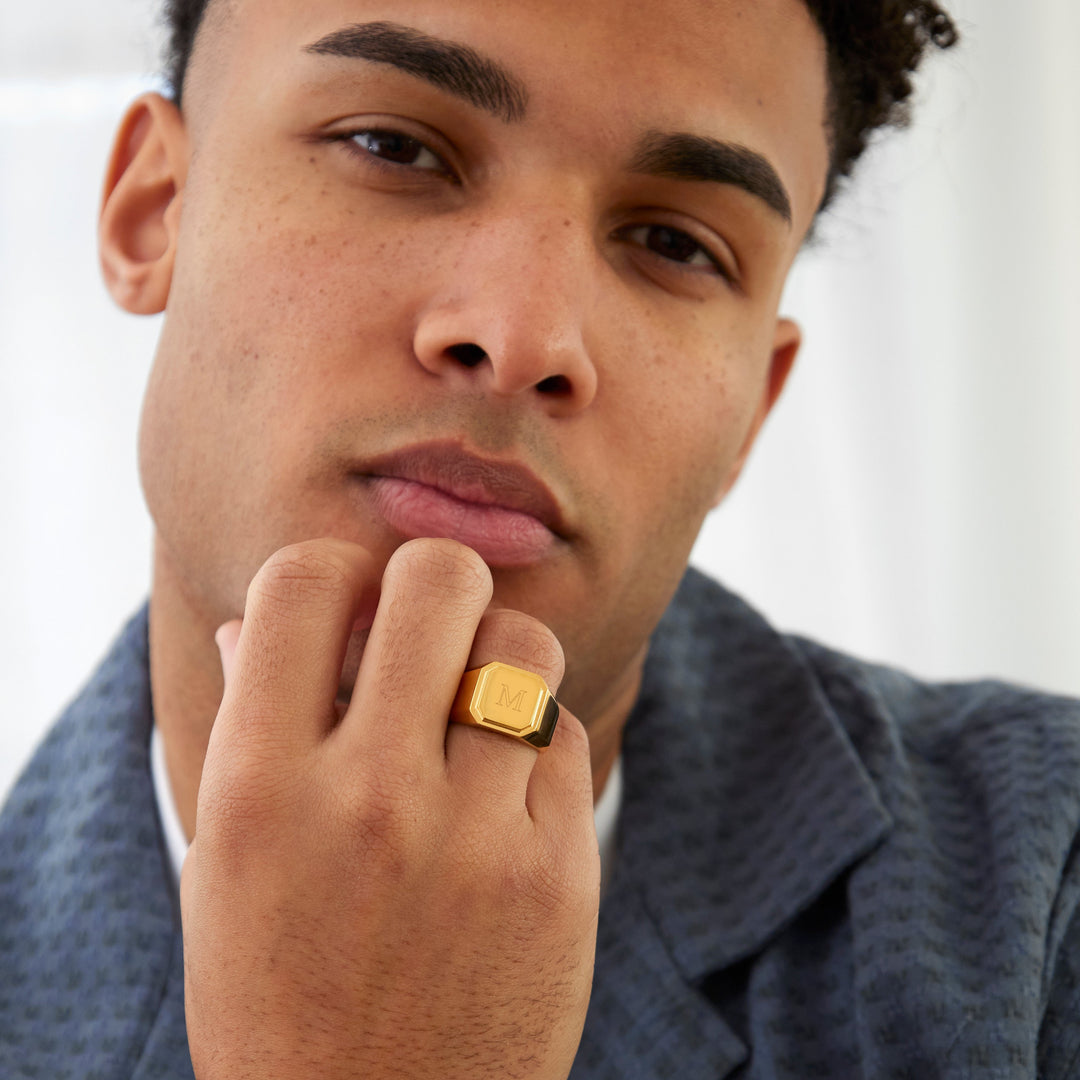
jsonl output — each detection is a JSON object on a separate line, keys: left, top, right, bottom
{"left": 161, "top": 0, "right": 957, "bottom": 214}
{"left": 802, "top": 0, "right": 958, "bottom": 208}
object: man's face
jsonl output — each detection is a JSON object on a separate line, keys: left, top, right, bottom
{"left": 133, "top": 0, "right": 828, "bottom": 723}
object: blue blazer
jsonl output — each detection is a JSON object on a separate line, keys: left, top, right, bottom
{"left": 4, "top": 572, "right": 1080, "bottom": 1077}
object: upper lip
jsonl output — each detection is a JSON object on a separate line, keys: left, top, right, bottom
{"left": 359, "top": 441, "right": 568, "bottom": 537}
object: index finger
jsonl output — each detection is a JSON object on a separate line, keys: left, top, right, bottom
{"left": 216, "top": 538, "right": 380, "bottom": 756}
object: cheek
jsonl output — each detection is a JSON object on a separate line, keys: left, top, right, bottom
{"left": 603, "top": 319, "right": 760, "bottom": 525}
{"left": 176, "top": 233, "right": 396, "bottom": 373}
{"left": 158, "top": 216, "right": 427, "bottom": 491}
{"left": 553, "top": 339, "right": 763, "bottom": 699}
{"left": 176, "top": 143, "right": 426, "bottom": 379}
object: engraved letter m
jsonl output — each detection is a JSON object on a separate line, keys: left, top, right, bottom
{"left": 497, "top": 683, "right": 527, "bottom": 713}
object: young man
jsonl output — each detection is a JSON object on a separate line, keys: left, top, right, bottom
{"left": 4, "top": 0, "right": 1079, "bottom": 1076}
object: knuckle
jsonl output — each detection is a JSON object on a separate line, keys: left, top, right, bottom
{"left": 528, "top": 818, "right": 602, "bottom": 916}
{"left": 481, "top": 609, "right": 565, "bottom": 687}
{"left": 336, "top": 777, "right": 433, "bottom": 875}
{"left": 387, "top": 538, "right": 492, "bottom": 608}
{"left": 523, "top": 850, "right": 591, "bottom": 913}
{"left": 551, "top": 707, "right": 590, "bottom": 760}
{"left": 197, "top": 746, "right": 306, "bottom": 850}
{"left": 248, "top": 540, "right": 363, "bottom": 617}
{"left": 338, "top": 753, "right": 429, "bottom": 833}
{"left": 482, "top": 838, "right": 597, "bottom": 927}
{"left": 350, "top": 798, "right": 418, "bottom": 870}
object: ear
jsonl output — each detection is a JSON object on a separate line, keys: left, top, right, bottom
{"left": 710, "top": 317, "right": 800, "bottom": 507}
{"left": 99, "top": 92, "right": 189, "bottom": 315}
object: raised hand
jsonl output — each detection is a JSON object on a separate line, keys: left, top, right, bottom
{"left": 181, "top": 536, "right": 600, "bottom": 1080}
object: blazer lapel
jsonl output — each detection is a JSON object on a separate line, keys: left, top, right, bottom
{"left": 133, "top": 929, "right": 194, "bottom": 1080}
{"left": 574, "top": 572, "right": 891, "bottom": 1077}
{"left": 0, "top": 607, "right": 190, "bottom": 1078}
{"left": 576, "top": 878, "right": 748, "bottom": 1079}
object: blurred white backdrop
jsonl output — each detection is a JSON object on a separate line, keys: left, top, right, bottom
{"left": 2, "top": 0, "right": 1078, "bottom": 799}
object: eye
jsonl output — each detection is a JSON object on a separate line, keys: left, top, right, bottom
{"left": 346, "top": 128, "right": 451, "bottom": 176}
{"left": 622, "top": 224, "right": 724, "bottom": 274}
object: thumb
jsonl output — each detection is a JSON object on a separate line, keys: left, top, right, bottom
{"left": 215, "top": 619, "right": 242, "bottom": 686}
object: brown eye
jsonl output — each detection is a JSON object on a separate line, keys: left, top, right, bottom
{"left": 632, "top": 225, "right": 715, "bottom": 269}
{"left": 616, "top": 222, "right": 739, "bottom": 291}
{"left": 350, "top": 129, "right": 446, "bottom": 172}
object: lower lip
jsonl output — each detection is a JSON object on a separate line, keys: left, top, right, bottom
{"left": 367, "top": 477, "right": 557, "bottom": 567}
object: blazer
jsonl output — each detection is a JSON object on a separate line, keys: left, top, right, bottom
{"left": 4, "top": 570, "right": 1080, "bottom": 1078}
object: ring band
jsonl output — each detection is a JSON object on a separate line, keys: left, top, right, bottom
{"left": 449, "top": 662, "right": 560, "bottom": 750}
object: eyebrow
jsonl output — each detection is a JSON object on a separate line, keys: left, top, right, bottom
{"left": 629, "top": 132, "right": 793, "bottom": 225}
{"left": 305, "top": 23, "right": 792, "bottom": 224}
{"left": 305, "top": 21, "right": 528, "bottom": 124}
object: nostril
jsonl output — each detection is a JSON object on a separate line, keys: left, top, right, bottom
{"left": 446, "top": 342, "right": 487, "bottom": 368}
{"left": 537, "top": 375, "right": 572, "bottom": 395}
{"left": 441, "top": 343, "right": 574, "bottom": 397}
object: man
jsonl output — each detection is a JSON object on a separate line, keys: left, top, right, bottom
{"left": 4, "top": 0, "right": 1080, "bottom": 1076}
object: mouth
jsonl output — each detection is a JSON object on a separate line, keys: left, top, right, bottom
{"left": 354, "top": 441, "right": 568, "bottom": 568}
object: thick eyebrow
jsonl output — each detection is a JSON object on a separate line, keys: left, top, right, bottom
{"left": 304, "top": 21, "right": 528, "bottom": 124}
{"left": 629, "top": 131, "right": 792, "bottom": 225}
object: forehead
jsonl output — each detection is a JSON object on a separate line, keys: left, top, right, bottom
{"left": 192, "top": 0, "right": 829, "bottom": 228}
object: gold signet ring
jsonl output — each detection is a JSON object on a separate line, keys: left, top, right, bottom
{"left": 449, "top": 662, "right": 560, "bottom": 750}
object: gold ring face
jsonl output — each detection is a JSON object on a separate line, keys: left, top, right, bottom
{"left": 450, "top": 662, "right": 559, "bottom": 749}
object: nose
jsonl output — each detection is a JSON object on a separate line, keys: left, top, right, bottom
{"left": 412, "top": 204, "right": 599, "bottom": 415}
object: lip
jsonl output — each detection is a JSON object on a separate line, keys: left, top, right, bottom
{"left": 355, "top": 441, "right": 568, "bottom": 567}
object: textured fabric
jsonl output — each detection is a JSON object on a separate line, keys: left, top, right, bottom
{"left": 579, "top": 572, "right": 1080, "bottom": 1079}
{"left": 4, "top": 573, "right": 1080, "bottom": 1077}
{"left": 0, "top": 608, "right": 191, "bottom": 1080}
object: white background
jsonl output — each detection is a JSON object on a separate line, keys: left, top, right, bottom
{"left": 2, "top": 0, "right": 1078, "bottom": 800}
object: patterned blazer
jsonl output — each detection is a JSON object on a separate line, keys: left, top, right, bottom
{"left": 4, "top": 572, "right": 1080, "bottom": 1078}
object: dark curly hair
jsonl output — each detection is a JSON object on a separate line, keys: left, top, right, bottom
{"left": 161, "top": 0, "right": 957, "bottom": 213}
{"left": 803, "top": 0, "right": 958, "bottom": 208}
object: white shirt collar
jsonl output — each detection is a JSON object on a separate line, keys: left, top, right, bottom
{"left": 150, "top": 724, "right": 188, "bottom": 895}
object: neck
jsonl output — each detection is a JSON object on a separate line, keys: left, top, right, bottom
{"left": 148, "top": 542, "right": 227, "bottom": 842}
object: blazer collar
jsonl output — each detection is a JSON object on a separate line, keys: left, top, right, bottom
{"left": 0, "top": 605, "right": 190, "bottom": 1077}
{"left": 579, "top": 571, "right": 891, "bottom": 1076}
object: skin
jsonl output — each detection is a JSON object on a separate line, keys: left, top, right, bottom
{"left": 98, "top": 0, "right": 829, "bottom": 1073}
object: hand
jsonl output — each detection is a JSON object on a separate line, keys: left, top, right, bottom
{"left": 181, "top": 537, "right": 600, "bottom": 1080}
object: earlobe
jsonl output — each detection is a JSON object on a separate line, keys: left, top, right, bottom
{"left": 710, "top": 317, "right": 801, "bottom": 507}
{"left": 99, "top": 93, "right": 188, "bottom": 315}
